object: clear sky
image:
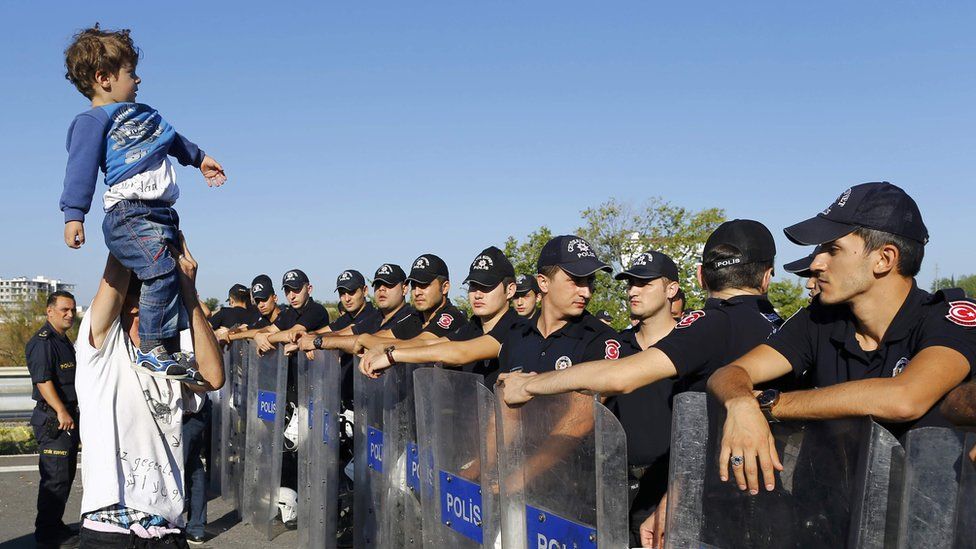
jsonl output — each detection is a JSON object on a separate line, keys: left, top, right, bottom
{"left": 2, "top": 1, "right": 974, "bottom": 305}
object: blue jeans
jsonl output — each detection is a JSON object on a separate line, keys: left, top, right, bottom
{"left": 182, "top": 398, "right": 211, "bottom": 537}
{"left": 102, "top": 200, "right": 187, "bottom": 342}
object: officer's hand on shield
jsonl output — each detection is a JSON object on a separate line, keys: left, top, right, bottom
{"left": 283, "top": 342, "right": 299, "bottom": 356}
{"left": 56, "top": 409, "right": 76, "bottom": 431}
{"left": 304, "top": 350, "right": 315, "bottom": 361}
{"left": 718, "top": 397, "right": 783, "bottom": 495}
{"left": 254, "top": 332, "right": 274, "bottom": 354}
{"left": 498, "top": 372, "right": 538, "bottom": 406}
{"left": 287, "top": 330, "right": 305, "bottom": 344}
{"left": 297, "top": 333, "right": 317, "bottom": 352}
{"left": 361, "top": 349, "right": 391, "bottom": 378}
{"left": 639, "top": 493, "right": 667, "bottom": 548}
{"left": 214, "top": 327, "right": 230, "bottom": 343}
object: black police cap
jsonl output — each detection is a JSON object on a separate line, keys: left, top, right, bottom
{"left": 227, "top": 283, "right": 249, "bottom": 303}
{"left": 785, "top": 182, "right": 928, "bottom": 246}
{"left": 783, "top": 254, "right": 816, "bottom": 279}
{"left": 406, "top": 254, "right": 450, "bottom": 285}
{"left": 514, "top": 274, "right": 540, "bottom": 295}
{"left": 282, "top": 269, "right": 310, "bottom": 290}
{"left": 373, "top": 263, "right": 407, "bottom": 286}
{"left": 703, "top": 220, "right": 776, "bottom": 270}
{"left": 614, "top": 250, "right": 680, "bottom": 282}
{"left": 536, "top": 235, "right": 611, "bottom": 277}
{"left": 335, "top": 269, "right": 367, "bottom": 292}
{"left": 251, "top": 274, "right": 275, "bottom": 300}
{"left": 463, "top": 246, "right": 515, "bottom": 288}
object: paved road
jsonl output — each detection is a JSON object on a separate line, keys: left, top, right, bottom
{"left": 0, "top": 454, "right": 296, "bottom": 548}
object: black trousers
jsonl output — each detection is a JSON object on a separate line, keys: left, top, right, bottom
{"left": 32, "top": 408, "right": 79, "bottom": 541}
{"left": 79, "top": 528, "right": 189, "bottom": 549}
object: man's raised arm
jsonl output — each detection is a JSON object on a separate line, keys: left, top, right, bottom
{"left": 89, "top": 254, "right": 131, "bottom": 350}
{"left": 172, "top": 234, "right": 223, "bottom": 392}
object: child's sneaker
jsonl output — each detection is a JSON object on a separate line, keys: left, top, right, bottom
{"left": 173, "top": 351, "right": 207, "bottom": 386}
{"left": 133, "top": 346, "right": 188, "bottom": 379}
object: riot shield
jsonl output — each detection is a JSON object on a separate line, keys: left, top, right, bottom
{"left": 954, "top": 433, "right": 976, "bottom": 549}
{"left": 495, "top": 386, "right": 629, "bottom": 549}
{"left": 297, "top": 353, "right": 312, "bottom": 548}
{"left": 414, "top": 368, "right": 499, "bottom": 549}
{"left": 241, "top": 346, "right": 288, "bottom": 540}
{"left": 220, "top": 340, "right": 250, "bottom": 512}
{"left": 896, "top": 427, "right": 965, "bottom": 549}
{"left": 354, "top": 358, "right": 386, "bottom": 549}
{"left": 308, "top": 350, "right": 342, "bottom": 549}
{"left": 208, "top": 344, "right": 226, "bottom": 498}
{"left": 382, "top": 362, "right": 426, "bottom": 548}
{"left": 665, "top": 392, "right": 903, "bottom": 549}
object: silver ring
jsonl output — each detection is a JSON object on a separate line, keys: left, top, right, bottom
{"left": 730, "top": 455, "right": 744, "bottom": 468}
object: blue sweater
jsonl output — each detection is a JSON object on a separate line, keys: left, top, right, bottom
{"left": 59, "top": 103, "right": 205, "bottom": 223}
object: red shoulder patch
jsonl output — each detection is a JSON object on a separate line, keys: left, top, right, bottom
{"left": 946, "top": 301, "right": 976, "bottom": 327}
{"left": 604, "top": 339, "right": 620, "bottom": 360}
{"left": 676, "top": 310, "right": 705, "bottom": 329}
{"left": 437, "top": 313, "right": 454, "bottom": 329}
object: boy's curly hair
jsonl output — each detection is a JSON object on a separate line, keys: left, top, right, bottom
{"left": 64, "top": 23, "right": 141, "bottom": 99}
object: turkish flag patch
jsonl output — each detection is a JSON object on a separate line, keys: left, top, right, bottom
{"left": 437, "top": 313, "right": 454, "bottom": 329}
{"left": 676, "top": 310, "right": 705, "bottom": 329}
{"left": 946, "top": 301, "right": 976, "bottom": 327}
{"left": 605, "top": 339, "right": 620, "bottom": 360}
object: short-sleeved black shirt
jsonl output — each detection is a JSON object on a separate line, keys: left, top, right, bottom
{"left": 329, "top": 302, "right": 383, "bottom": 335}
{"left": 766, "top": 284, "right": 976, "bottom": 437}
{"left": 274, "top": 299, "right": 330, "bottom": 332}
{"left": 209, "top": 305, "right": 257, "bottom": 330}
{"left": 25, "top": 321, "right": 77, "bottom": 404}
{"left": 380, "top": 304, "right": 424, "bottom": 339}
{"left": 608, "top": 329, "right": 676, "bottom": 468}
{"left": 447, "top": 308, "right": 520, "bottom": 386}
{"left": 493, "top": 310, "right": 624, "bottom": 374}
{"left": 655, "top": 294, "right": 783, "bottom": 393}
{"left": 250, "top": 311, "right": 276, "bottom": 330}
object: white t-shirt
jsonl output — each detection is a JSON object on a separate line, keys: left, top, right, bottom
{"left": 75, "top": 307, "right": 203, "bottom": 525}
{"left": 102, "top": 157, "right": 180, "bottom": 211}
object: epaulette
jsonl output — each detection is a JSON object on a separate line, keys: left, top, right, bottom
{"left": 929, "top": 288, "right": 968, "bottom": 305}
{"left": 36, "top": 329, "right": 50, "bottom": 339}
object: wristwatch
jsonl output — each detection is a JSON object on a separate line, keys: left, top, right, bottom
{"left": 313, "top": 335, "right": 323, "bottom": 349}
{"left": 384, "top": 345, "right": 397, "bottom": 366}
{"left": 756, "top": 389, "right": 780, "bottom": 423}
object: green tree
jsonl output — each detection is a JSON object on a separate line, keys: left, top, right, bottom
{"left": 931, "top": 274, "right": 976, "bottom": 297}
{"left": 767, "top": 279, "right": 808, "bottom": 319}
{"left": 503, "top": 226, "right": 554, "bottom": 278}
{"left": 203, "top": 297, "right": 220, "bottom": 312}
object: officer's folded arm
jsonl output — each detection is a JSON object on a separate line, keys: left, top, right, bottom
{"left": 523, "top": 347, "right": 679, "bottom": 397}
{"left": 772, "top": 346, "right": 970, "bottom": 422}
{"left": 389, "top": 334, "right": 501, "bottom": 366}
{"left": 941, "top": 381, "right": 976, "bottom": 427}
{"left": 708, "top": 345, "right": 793, "bottom": 407}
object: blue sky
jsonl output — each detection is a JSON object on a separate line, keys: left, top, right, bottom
{"left": 2, "top": 1, "right": 974, "bottom": 304}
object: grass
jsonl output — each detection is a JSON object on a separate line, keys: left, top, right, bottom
{"left": 0, "top": 423, "right": 37, "bottom": 454}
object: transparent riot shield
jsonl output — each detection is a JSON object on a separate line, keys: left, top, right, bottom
{"left": 354, "top": 358, "right": 386, "bottom": 549}
{"left": 241, "top": 346, "right": 288, "bottom": 540}
{"left": 382, "top": 362, "right": 426, "bottom": 548}
{"left": 308, "top": 350, "right": 342, "bottom": 549}
{"left": 495, "top": 386, "right": 629, "bottom": 549}
{"left": 954, "top": 432, "right": 976, "bottom": 549}
{"left": 208, "top": 345, "right": 226, "bottom": 498}
{"left": 415, "top": 368, "right": 499, "bottom": 548}
{"left": 896, "top": 427, "right": 966, "bottom": 549}
{"left": 220, "top": 340, "right": 250, "bottom": 512}
{"left": 665, "top": 391, "right": 904, "bottom": 549}
{"left": 297, "top": 353, "right": 312, "bottom": 548}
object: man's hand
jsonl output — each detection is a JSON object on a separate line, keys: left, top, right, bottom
{"left": 214, "top": 327, "right": 231, "bottom": 344}
{"left": 170, "top": 232, "right": 198, "bottom": 285}
{"left": 200, "top": 155, "right": 227, "bottom": 187}
{"left": 283, "top": 343, "right": 299, "bottom": 356}
{"left": 718, "top": 397, "right": 783, "bottom": 494}
{"left": 64, "top": 221, "right": 85, "bottom": 249}
{"left": 289, "top": 330, "right": 306, "bottom": 344}
{"left": 254, "top": 332, "right": 275, "bottom": 354}
{"left": 298, "top": 333, "right": 318, "bottom": 352}
{"left": 361, "top": 350, "right": 392, "bottom": 378}
{"left": 639, "top": 493, "right": 667, "bottom": 548}
{"left": 498, "top": 372, "right": 538, "bottom": 406}
{"left": 56, "top": 409, "right": 76, "bottom": 431}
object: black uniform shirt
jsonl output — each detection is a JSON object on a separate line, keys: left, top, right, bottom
{"left": 766, "top": 285, "right": 976, "bottom": 437}
{"left": 26, "top": 322, "right": 77, "bottom": 404}
{"left": 209, "top": 305, "right": 256, "bottom": 330}
{"left": 493, "top": 310, "right": 623, "bottom": 374}
{"left": 448, "top": 308, "right": 520, "bottom": 387}
{"left": 381, "top": 304, "right": 424, "bottom": 339}
{"left": 250, "top": 311, "right": 275, "bottom": 330}
{"left": 418, "top": 301, "right": 469, "bottom": 338}
{"left": 274, "top": 299, "right": 330, "bottom": 332}
{"left": 329, "top": 302, "right": 382, "bottom": 335}
{"left": 609, "top": 328, "right": 675, "bottom": 468}
{"left": 655, "top": 294, "right": 783, "bottom": 393}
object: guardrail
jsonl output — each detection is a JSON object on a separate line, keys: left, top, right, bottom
{"left": 0, "top": 368, "right": 32, "bottom": 421}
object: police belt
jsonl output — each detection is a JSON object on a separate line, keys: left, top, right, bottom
{"left": 37, "top": 401, "right": 78, "bottom": 415}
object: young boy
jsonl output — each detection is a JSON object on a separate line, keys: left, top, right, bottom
{"left": 59, "top": 25, "right": 226, "bottom": 381}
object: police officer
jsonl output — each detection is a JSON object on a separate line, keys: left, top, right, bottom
{"left": 783, "top": 253, "right": 820, "bottom": 299}
{"left": 208, "top": 283, "right": 253, "bottom": 330}
{"left": 225, "top": 274, "right": 280, "bottom": 343}
{"left": 26, "top": 290, "right": 80, "bottom": 548}
{"left": 253, "top": 269, "right": 330, "bottom": 353}
{"left": 512, "top": 274, "right": 540, "bottom": 318}
{"left": 709, "top": 182, "right": 976, "bottom": 497}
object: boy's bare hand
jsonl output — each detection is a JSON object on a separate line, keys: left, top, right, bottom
{"left": 199, "top": 155, "right": 226, "bottom": 187}
{"left": 64, "top": 221, "right": 85, "bottom": 248}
